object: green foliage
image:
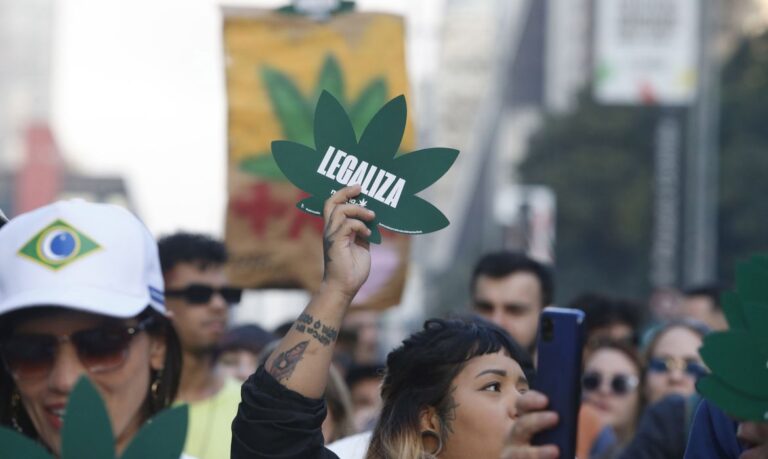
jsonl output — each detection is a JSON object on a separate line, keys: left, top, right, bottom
{"left": 241, "top": 54, "right": 389, "bottom": 181}
{"left": 520, "top": 30, "right": 768, "bottom": 301}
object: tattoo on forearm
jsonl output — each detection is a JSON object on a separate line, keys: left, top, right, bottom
{"left": 268, "top": 341, "right": 309, "bottom": 382}
{"left": 295, "top": 313, "right": 339, "bottom": 346}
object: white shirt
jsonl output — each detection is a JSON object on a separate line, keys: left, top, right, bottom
{"left": 327, "top": 431, "right": 373, "bottom": 459}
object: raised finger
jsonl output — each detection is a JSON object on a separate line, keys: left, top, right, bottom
{"left": 516, "top": 391, "right": 549, "bottom": 414}
{"left": 508, "top": 411, "right": 558, "bottom": 445}
{"left": 326, "top": 204, "right": 376, "bottom": 234}
{"left": 336, "top": 219, "right": 372, "bottom": 241}
{"left": 323, "top": 185, "right": 362, "bottom": 220}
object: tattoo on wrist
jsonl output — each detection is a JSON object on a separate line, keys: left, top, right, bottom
{"left": 268, "top": 341, "right": 309, "bottom": 382}
{"left": 295, "top": 313, "right": 339, "bottom": 346}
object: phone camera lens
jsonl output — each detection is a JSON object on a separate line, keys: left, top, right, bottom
{"left": 542, "top": 317, "right": 555, "bottom": 342}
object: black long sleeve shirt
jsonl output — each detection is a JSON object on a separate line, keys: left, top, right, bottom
{"left": 231, "top": 366, "right": 340, "bottom": 459}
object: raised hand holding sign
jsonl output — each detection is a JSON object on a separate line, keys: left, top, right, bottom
{"left": 272, "top": 91, "right": 458, "bottom": 244}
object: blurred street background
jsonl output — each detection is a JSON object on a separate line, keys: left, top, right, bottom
{"left": 2, "top": 0, "right": 767, "bottom": 335}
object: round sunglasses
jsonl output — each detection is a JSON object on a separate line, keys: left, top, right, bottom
{"left": 582, "top": 371, "right": 639, "bottom": 396}
{"left": 164, "top": 283, "right": 243, "bottom": 305}
{"left": 0, "top": 317, "right": 154, "bottom": 382}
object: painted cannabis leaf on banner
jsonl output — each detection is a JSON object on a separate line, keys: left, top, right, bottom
{"left": 272, "top": 91, "right": 458, "bottom": 244}
{"left": 0, "top": 377, "right": 188, "bottom": 459}
{"left": 241, "top": 54, "right": 388, "bottom": 181}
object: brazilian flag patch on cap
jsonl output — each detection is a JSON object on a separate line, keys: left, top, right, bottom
{"left": 18, "top": 219, "right": 101, "bottom": 270}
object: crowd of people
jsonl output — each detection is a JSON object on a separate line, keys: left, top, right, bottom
{"left": 0, "top": 187, "right": 766, "bottom": 458}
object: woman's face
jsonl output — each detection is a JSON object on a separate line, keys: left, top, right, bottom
{"left": 644, "top": 326, "right": 704, "bottom": 404}
{"left": 582, "top": 348, "right": 640, "bottom": 437}
{"left": 10, "top": 311, "right": 165, "bottom": 456}
{"left": 436, "top": 351, "right": 529, "bottom": 459}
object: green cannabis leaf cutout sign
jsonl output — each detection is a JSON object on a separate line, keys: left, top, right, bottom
{"left": 0, "top": 377, "right": 188, "bottom": 459}
{"left": 697, "top": 254, "right": 768, "bottom": 422}
{"left": 272, "top": 91, "right": 459, "bottom": 244}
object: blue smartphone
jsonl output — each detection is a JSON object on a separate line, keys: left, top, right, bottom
{"left": 531, "top": 307, "right": 584, "bottom": 458}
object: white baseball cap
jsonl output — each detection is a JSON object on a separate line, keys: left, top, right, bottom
{"left": 0, "top": 200, "right": 165, "bottom": 318}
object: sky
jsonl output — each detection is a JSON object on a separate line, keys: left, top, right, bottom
{"left": 51, "top": 0, "right": 437, "bottom": 237}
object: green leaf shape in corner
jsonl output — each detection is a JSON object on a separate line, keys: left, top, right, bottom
{"left": 735, "top": 258, "right": 768, "bottom": 305}
{"left": 697, "top": 375, "right": 768, "bottom": 422}
{"left": 698, "top": 331, "right": 768, "bottom": 398}
{"left": 742, "top": 301, "right": 768, "bottom": 355}
{"left": 61, "top": 377, "right": 116, "bottom": 459}
{"left": 0, "top": 427, "right": 53, "bottom": 459}
{"left": 698, "top": 254, "right": 768, "bottom": 422}
{"left": 272, "top": 91, "right": 457, "bottom": 244}
{"left": 721, "top": 290, "right": 748, "bottom": 331}
{"left": 120, "top": 405, "right": 189, "bottom": 459}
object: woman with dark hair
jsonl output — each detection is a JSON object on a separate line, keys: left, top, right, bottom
{"left": 231, "top": 186, "right": 535, "bottom": 459}
{"left": 366, "top": 318, "right": 534, "bottom": 458}
{"left": 0, "top": 201, "right": 182, "bottom": 456}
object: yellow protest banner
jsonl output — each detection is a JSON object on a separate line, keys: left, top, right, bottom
{"left": 224, "top": 8, "right": 414, "bottom": 310}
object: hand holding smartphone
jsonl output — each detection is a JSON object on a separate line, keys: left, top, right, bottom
{"left": 531, "top": 307, "right": 585, "bottom": 459}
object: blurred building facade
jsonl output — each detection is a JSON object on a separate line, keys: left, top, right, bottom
{"left": 0, "top": 123, "right": 133, "bottom": 218}
{"left": 418, "top": 0, "right": 765, "bottom": 313}
{"left": 418, "top": 0, "right": 587, "bottom": 313}
{"left": 0, "top": 0, "right": 54, "bottom": 169}
{"left": 0, "top": 0, "right": 133, "bottom": 218}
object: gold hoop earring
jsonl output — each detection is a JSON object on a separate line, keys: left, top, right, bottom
{"left": 151, "top": 369, "right": 163, "bottom": 401}
{"left": 421, "top": 429, "right": 443, "bottom": 456}
{"left": 11, "top": 390, "right": 23, "bottom": 433}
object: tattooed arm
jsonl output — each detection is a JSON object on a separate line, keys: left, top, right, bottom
{"left": 264, "top": 184, "right": 373, "bottom": 398}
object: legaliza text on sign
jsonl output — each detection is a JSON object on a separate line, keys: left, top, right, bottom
{"left": 317, "top": 146, "right": 406, "bottom": 208}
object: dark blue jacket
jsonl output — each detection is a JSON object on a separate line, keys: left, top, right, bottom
{"left": 683, "top": 400, "right": 743, "bottom": 458}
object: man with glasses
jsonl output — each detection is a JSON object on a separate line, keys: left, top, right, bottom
{"left": 158, "top": 232, "right": 243, "bottom": 459}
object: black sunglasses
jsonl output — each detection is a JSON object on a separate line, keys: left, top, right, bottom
{"left": 165, "top": 284, "right": 243, "bottom": 305}
{"left": 1, "top": 317, "right": 154, "bottom": 382}
{"left": 582, "top": 371, "right": 639, "bottom": 396}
